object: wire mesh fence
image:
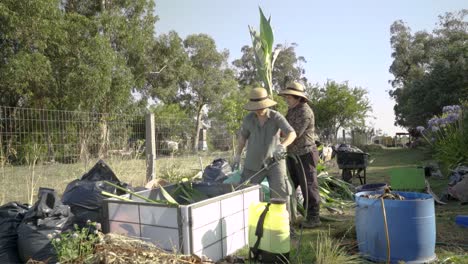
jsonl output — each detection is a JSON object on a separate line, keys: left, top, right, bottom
{"left": 0, "top": 106, "right": 234, "bottom": 204}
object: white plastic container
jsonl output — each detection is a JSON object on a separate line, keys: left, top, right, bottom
{"left": 103, "top": 183, "right": 261, "bottom": 261}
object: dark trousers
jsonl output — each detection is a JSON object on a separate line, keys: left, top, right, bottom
{"left": 286, "top": 149, "right": 320, "bottom": 217}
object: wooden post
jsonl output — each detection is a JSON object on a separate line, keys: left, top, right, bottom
{"left": 145, "top": 113, "right": 156, "bottom": 182}
{"left": 342, "top": 129, "right": 346, "bottom": 144}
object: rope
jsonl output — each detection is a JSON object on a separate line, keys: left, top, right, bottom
{"left": 380, "top": 197, "right": 391, "bottom": 264}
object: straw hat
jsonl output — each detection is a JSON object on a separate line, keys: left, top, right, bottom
{"left": 279, "top": 82, "right": 309, "bottom": 101}
{"left": 243, "top": 87, "right": 277, "bottom": 111}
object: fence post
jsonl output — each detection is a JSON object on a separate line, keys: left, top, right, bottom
{"left": 145, "top": 113, "right": 156, "bottom": 182}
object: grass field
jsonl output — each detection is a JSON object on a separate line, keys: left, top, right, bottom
{"left": 2, "top": 147, "right": 467, "bottom": 263}
{"left": 0, "top": 151, "right": 231, "bottom": 205}
{"left": 280, "top": 147, "right": 468, "bottom": 263}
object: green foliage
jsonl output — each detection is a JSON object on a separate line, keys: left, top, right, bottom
{"left": 420, "top": 103, "right": 468, "bottom": 170}
{"left": 389, "top": 10, "right": 468, "bottom": 128}
{"left": 213, "top": 90, "right": 246, "bottom": 135}
{"left": 151, "top": 103, "right": 192, "bottom": 150}
{"left": 51, "top": 221, "right": 101, "bottom": 263}
{"left": 147, "top": 31, "right": 190, "bottom": 103}
{"left": 248, "top": 7, "right": 280, "bottom": 96}
{"left": 300, "top": 230, "right": 360, "bottom": 264}
{"left": 308, "top": 81, "right": 372, "bottom": 141}
{"left": 0, "top": 0, "right": 156, "bottom": 113}
{"left": 233, "top": 43, "right": 307, "bottom": 92}
{"left": 272, "top": 92, "right": 288, "bottom": 115}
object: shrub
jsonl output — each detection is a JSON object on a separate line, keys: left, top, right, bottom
{"left": 419, "top": 104, "right": 468, "bottom": 171}
{"left": 51, "top": 221, "right": 101, "bottom": 263}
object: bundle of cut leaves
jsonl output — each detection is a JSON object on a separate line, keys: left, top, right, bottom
{"left": 297, "top": 172, "right": 355, "bottom": 217}
{"left": 317, "top": 172, "right": 354, "bottom": 206}
{"left": 169, "top": 182, "right": 209, "bottom": 205}
{"left": 317, "top": 172, "right": 356, "bottom": 211}
{"left": 92, "top": 233, "right": 213, "bottom": 264}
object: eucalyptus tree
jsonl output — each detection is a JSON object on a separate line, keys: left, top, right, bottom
{"left": 389, "top": 9, "right": 467, "bottom": 128}
{"left": 148, "top": 33, "right": 238, "bottom": 151}
{"left": 233, "top": 43, "right": 307, "bottom": 92}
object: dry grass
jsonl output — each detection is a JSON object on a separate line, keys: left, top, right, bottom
{"left": 1, "top": 151, "right": 231, "bottom": 204}
{"left": 92, "top": 233, "right": 213, "bottom": 264}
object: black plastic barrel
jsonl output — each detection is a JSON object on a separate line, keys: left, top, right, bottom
{"left": 355, "top": 191, "right": 436, "bottom": 263}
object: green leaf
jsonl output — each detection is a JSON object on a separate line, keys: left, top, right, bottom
{"left": 160, "top": 185, "right": 179, "bottom": 205}
{"left": 259, "top": 7, "right": 273, "bottom": 55}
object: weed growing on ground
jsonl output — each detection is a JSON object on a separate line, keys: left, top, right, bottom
{"left": 50, "top": 221, "right": 101, "bottom": 263}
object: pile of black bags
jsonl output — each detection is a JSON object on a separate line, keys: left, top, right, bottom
{"left": 0, "top": 202, "right": 29, "bottom": 263}
{"left": 17, "top": 188, "right": 74, "bottom": 263}
{"left": 61, "top": 160, "right": 125, "bottom": 228}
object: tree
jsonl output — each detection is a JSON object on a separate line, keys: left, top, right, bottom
{"left": 272, "top": 43, "right": 307, "bottom": 89}
{"left": 0, "top": 0, "right": 61, "bottom": 108}
{"left": 0, "top": 0, "right": 157, "bottom": 113}
{"left": 146, "top": 31, "right": 190, "bottom": 103}
{"left": 233, "top": 43, "right": 307, "bottom": 92}
{"left": 308, "top": 81, "right": 372, "bottom": 142}
{"left": 183, "top": 34, "right": 238, "bottom": 150}
{"left": 209, "top": 89, "right": 247, "bottom": 155}
{"left": 148, "top": 34, "right": 238, "bottom": 151}
{"left": 389, "top": 10, "right": 468, "bottom": 128}
{"left": 0, "top": 0, "right": 156, "bottom": 160}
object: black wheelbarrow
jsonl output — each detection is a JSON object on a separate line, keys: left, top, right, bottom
{"left": 336, "top": 152, "right": 369, "bottom": 185}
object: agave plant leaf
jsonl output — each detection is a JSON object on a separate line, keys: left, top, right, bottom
{"left": 101, "top": 191, "right": 133, "bottom": 202}
{"left": 319, "top": 185, "right": 331, "bottom": 194}
{"left": 103, "top": 181, "right": 166, "bottom": 205}
{"left": 271, "top": 47, "right": 281, "bottom": 68}
{"left": 248, "top": 8, "right": 278, "bottom": 96}
{"left": 259, "top": 7, "right": 273, "bottom": 54}
{"left": 160, "top": 186, "right": 179, "bottom": 205}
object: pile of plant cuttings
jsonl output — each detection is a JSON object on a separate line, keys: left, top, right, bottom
{"left": 296, "top": 172, "right": 356, "bottom": 216}
{"left": 318, "top": 172, "right": 356, "bottom": 208}
{"left": 168, "top": 182, "right": 211, "bottom": 205}
{"left": 92, "top": 233, "right": 213, "bottom": 264}
{"left": 359, "top": 188, "right": 405, "bottom": 200}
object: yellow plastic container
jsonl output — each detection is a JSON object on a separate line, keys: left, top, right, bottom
{"left": 248, "top": 198, "right": 290, "bottom": 262}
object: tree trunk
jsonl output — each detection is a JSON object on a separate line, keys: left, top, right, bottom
{"left": 193, "top": 104, "right": 205, "bottom": 152}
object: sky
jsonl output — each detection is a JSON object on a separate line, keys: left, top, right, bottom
{"left": 153, "top": 0, "right": 466, "bottom": 136}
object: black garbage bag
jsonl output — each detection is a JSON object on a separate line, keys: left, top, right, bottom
{"left": 17, "top": 188, "right": 74, "bottom": 263}
{"left": 0, "top": 202, "right": 29, "bottom": 263}
{"left": 202, "top": 158, "right": 232, "bottom": 183}
{"left": 62, "top": 160, "right": 124, "bottom": 227}
{"left": 335, "top": 144, "right": 364, "bottom": 153}
{"left": 80, "top": 159, "right": 120, "bottom": 182}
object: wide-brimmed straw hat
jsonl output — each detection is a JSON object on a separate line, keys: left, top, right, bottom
{"left": 279, "top": 82, "right": 309, "bottom": 101}
{"left": 243, "top": 87, "right": 277, "bottom": 111}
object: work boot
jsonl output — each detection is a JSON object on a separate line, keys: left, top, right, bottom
{"left": 301, "top": 215, "right": 321, "bottom": 228}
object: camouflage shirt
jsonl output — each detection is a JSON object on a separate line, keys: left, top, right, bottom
{"left": 286, "top": 102, "right": 317, "bottom": 155}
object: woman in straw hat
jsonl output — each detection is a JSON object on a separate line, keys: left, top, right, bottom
{"left": 279, "top": 81, "right": 321, "bottom": 228}
{"left": 233, "top": 87, "right": 296, "bottom": 203}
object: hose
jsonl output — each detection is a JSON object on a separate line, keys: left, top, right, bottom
{"left": 380, "top": 197, "right": 391, "bottom": 264}
{"left": 292, "top": 154, "right": 309, "bottom": 261}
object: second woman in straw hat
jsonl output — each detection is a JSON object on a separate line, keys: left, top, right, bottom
{"left": 279, "top": 81, "right": 321, "bottom": 228}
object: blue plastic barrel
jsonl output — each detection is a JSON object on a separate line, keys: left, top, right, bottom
{"left": 455, "top": 215, "right": 468, "bottom": 228}
{"left": 355, "top": 191, "right": 436, "bottom": 263}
